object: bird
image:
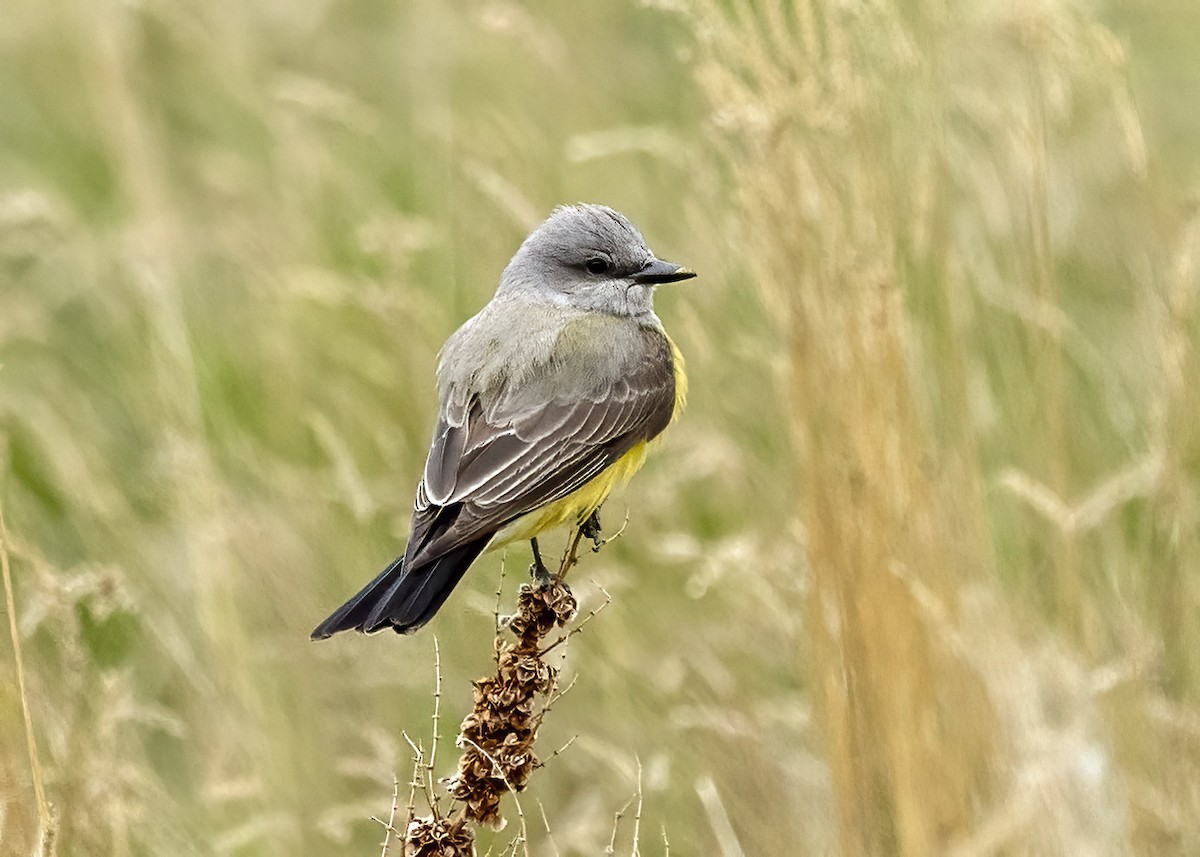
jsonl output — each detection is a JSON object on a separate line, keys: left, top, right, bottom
{"left": 311, "top": 204, "right": 695, "bottom": 639}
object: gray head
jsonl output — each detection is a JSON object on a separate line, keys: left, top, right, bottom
{"left": 497, "top": 204, "right": 695, "bottom": 317}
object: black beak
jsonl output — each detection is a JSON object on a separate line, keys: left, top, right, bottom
{"left": 631, "top": 258, "right": 697, "bottom": 285}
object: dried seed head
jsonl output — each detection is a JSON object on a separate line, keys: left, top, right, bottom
{"left": 404, "top": 814, "right": 475, "bottom": 856}
{"left": 448, "top": 581, "right": 575, "bottom": 828}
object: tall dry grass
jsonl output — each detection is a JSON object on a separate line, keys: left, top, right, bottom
{"left": 0, "top": 2, "right": 788, "bottom": 854}
{"left": 2, "top": 0, "right": 1199, "bottom": 855}
{"left": 694, "top": 0, "right": 1200, "bottom": 853}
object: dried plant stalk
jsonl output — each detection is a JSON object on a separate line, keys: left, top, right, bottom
{"left": 692, "top": 0, "right": 1155, "bottom": 853}
{"left": 400, "top": 578, "right": 579, "bottom": 854}
{"left": 447, "top": 581, "right": 578, "bottom": 830}
{"left": 400, "top": 535, "right": 593, "bottom": 854}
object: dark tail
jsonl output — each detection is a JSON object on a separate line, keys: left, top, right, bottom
{"left": 310, "top": 537, "right": 490, "bottom": 640}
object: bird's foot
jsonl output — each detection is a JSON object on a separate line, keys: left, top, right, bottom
{"left": 530, "top": 538, "right": 554, "bottom": 588}
{"left": 531, "top": 562, "right": 554, "bottom": 589}
{"left": 580, "top": 509, "right": 604, "bottom": 552}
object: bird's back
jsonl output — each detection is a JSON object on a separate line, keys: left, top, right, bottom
{"left": 487, "top": 312, "right": 682, "bottom": 546}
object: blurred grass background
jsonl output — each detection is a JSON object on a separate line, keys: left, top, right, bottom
{"left": 1, "top": 0, "right": 1198, "bottom": 854}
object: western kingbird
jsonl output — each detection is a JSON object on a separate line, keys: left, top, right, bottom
{"left": 311, "top": 204, "right": 694, "bottom": 639}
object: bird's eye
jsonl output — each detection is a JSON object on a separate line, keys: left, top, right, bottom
{"left": 584, "top": 257, "right": 610, "bottom": 275}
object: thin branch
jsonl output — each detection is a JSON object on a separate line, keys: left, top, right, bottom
{"left": 536, "top": 734, "right": 578, "bottom": 769}
{"left": 592, "top": 510, "right": 631, "bottom": 553}
{"left": 373, "top": 776, "right": 401, "bottom": 857}
{"left": 427, "top": 636, "right": 443, "bottom": 813}
{"left": 605, "top": 795, "right": 637, "bottom": 856}
{"left": 494, "top": 551, "right": 507, "bottom": 643}
{"left": 533, "top": 643, "right": 574, "bottom": 722}
{"left": 632, "top": 757, "right": 644, "bottom": 857}
{"left": 539, "top": 675, "right": 579, "bottom": 721}
{"left": 554, "top": 525, "right": 588, "bottom": 583}
{"left": 537, "top": 799, "right": 562, "bottom": 857}
{"left": 540, "top": 583, "right": 612, "bottom": 657}
{"left": 404, "top": 742, "right": 419, "bottom": 828}
{"left": 504, "top": 833, "right": 527, "bottom": 857}
{"left": 528, "top": 672, "right": 573, "bottom": 747}
{"left": 402, "top": 731, "right": 437, "bottom": 818}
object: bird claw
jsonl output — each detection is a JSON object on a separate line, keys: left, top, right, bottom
{"left": 529, "top": 537, "right": 554, "bottom": 587}
{"left": 531, "top": 560, "right": 553, "bottom": 588}
{"left": 580, "top": 510, "right": 603, "bottom": 551}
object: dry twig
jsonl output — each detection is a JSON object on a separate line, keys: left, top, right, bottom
{"left": 537, "top": 799, "right": 562, "bottom": 857}
{"left": 605, "top": 795, "right": 637, "bottom": 856}
{"left": 632, "top": 757, "right": 644, "bottom": 857}
{"left": 446, "top": 580, "right": 578, "bottom": 829}
{"left": 540, "top": 582, "right": 611, "bottom": 656}
{"left": 373, "top": 776, "right": 401, "bottom": 857}
{"left": 400, "top": 521, "right": 615, "bottom": 852}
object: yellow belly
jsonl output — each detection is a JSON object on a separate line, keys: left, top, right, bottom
{"left": 492, "top": 335, "right": 686, "bottom": 549}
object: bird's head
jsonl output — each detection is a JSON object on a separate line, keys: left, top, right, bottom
{"left": 499, "top": 204, "right": 695, "bottom": 317}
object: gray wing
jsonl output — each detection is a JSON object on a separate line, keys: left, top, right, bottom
{"left": 405, "top": 329, "right": 676, "bottom": 567}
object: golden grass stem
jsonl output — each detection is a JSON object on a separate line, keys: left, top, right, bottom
{"left": 1024, "top": 56, "right": 1085, "bottom": 644}
{"left": 0, "top": 507, "right": 54, "bottom": 848}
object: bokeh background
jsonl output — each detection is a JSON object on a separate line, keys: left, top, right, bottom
{"left": 2, "top": 1, "right": 1199, "bottom": 854}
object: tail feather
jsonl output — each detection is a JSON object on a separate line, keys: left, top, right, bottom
{"left": 311, "top": 537, "right": 491, "bottom": 640}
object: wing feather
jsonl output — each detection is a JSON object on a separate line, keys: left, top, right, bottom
{"left": 405, "top": 327, "right": 676, "bottom": 567}
{"left": 422, "top": 421, "right": 467, "bottom": 505}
